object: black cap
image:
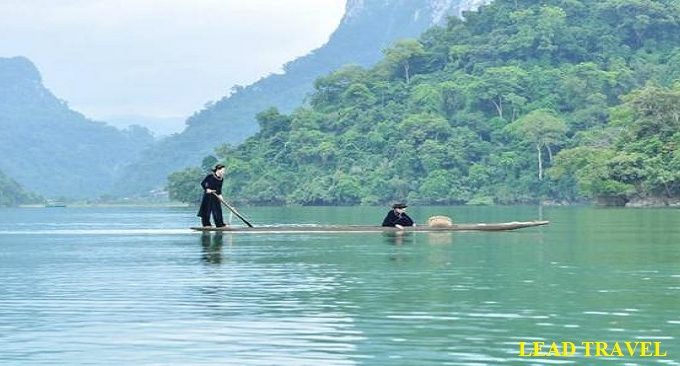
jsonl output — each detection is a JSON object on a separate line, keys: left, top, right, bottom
{"left": 212, "top": 164, "right": 225, "bottom": 172}
{"left": 392, "top": 203, "right": 408, "bottom": 209}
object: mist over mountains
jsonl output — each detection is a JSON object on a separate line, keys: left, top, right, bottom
{"left": 0, "top": 56, "right": 154, "bottom": 198}
{"left": 105, "top": 115, "right": 186, "bottom": 137}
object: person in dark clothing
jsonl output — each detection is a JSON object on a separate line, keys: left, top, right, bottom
{"left": 382, "top": 203, "right": 415, "bottom": 229}
{"left": 197, "top": 164, "right": 226, "bottom": 227}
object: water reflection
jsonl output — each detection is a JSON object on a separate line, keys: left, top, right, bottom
{"left": 426, "top": 232, "right": 454, "bottom": 245}
{"left": 383, "top": 231, "right": 455, "bottom": 246}
{"left": 200, "top": 232, "right": 226, "bottom": 264}
{"left": 382, "top": 231, "right": 415, "bottom": 246}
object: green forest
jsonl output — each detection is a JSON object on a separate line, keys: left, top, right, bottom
{"left": 168, "top": 0, "right": 680, "bottom": 206}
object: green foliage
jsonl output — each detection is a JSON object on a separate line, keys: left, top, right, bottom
{"left": 0, "top": 169, "right": 40, "bottom": 206}
{"left": 201, "top": 156, "right": 218, "bottom": 171}
{"left": 550, "top": 83, "right": 680, "bottom": 202}
{"left": 505, "top": 109, "right": 567, "bottom": 180}
{"left": 549, "top": 147, "right": 630, "bottom": 200}
{"left": 168, "top": 0, "right": 680, "bottom": 206}
{"left": 167, "top": 167, "right": 205, "bottom": 203}
{"left": 381, "top": 39, "right": 425, "bottom": 84}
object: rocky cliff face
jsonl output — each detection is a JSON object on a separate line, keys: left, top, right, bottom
{"left": 342, "top": 0, "right": 488, "bottom": 25}
{"left": 114, "top": 0, "right": 491, "bottom": 196}
{"left": 326, "top": 0, "right": 489, "bottom": 66}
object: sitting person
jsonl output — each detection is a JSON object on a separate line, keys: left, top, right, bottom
{"left": 382, "top": 203, "right": 415, "bottom": 229}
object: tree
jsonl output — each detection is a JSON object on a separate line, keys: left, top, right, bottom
{"left": 549, "top": 147, "right": 634, "bottom": 205}
{"left": 477, "top": 66, "right": 529, "bottom": 120}
{"left": 256, "top": 107, "right": 291, "bottom": 137}
{"left": 201, "top": 156, "right": 218, "bottom": 171}
{"left": 618, "top": 83, "right": 680, "bottom": 140}
{"left": 418, "top": 170, "right": 455, "bottom": 203}
{"left": 596, "top": 0, "right": 680, "bottom": 48}
{"left": 401, "top": 113, "right": 451, "bottom": 144}
{"left": 506, "top": 109, "right": 567, "bottom": 180}
{"left": 167, "top": 167, "right": 204, "bottom": 203}
{"left": 311, "top": 65, "right": 367, "bottom": 108}
{"left": 383, "top": 39, "right": 425, "bottom": 84}
{"left": 342, "top": 83, "right": 377, "bottom": 107}
{"left": 409, "top": 84, "right": 443, "bottom": 113}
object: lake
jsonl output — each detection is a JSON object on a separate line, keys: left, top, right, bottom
{"left": 0, "top": 206, "right": 678, "bottom": 365}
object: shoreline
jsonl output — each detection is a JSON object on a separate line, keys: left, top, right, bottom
{"left": 10, "top": 201, "right": 680, "bottom": 209}
{"left": 18, "top": 203, "right": 191, "bottom": 208}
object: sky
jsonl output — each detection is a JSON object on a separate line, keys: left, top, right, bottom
{"left": 0, "top": 0, "right": 346, "bottom": 133}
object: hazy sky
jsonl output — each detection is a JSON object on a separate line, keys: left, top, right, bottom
{"left": 0, "top": 0, "right": 346, "bottom": 130}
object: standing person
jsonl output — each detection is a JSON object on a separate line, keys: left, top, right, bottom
{"left": 382, "top": 203, "right": 415, "bottom": 229}
{"left": 197, "top": 164, "right": 226, "bottom": 228}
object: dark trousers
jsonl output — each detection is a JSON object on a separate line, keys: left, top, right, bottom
{"left": 197, "top": 194, "right": 225, "bottom": 227}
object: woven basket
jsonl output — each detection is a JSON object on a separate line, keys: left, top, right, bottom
{"left": 427, "top": 215, "right": 453, "bottom": 227}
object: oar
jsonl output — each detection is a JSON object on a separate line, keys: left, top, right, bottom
{"left": 213, "top": 193, "right": 254, "bottom": 227}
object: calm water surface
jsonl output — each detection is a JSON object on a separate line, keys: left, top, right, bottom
{"left": 0, "top": 206, "right": 678, "bottom": 365}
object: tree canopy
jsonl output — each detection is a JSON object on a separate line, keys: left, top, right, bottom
{"left": 169, "top": 0, "right": 680, "bottom": 206}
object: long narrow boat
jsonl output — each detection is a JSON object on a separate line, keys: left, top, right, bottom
{"left": 190, "top": 220, "right": 549, "bottom": 233}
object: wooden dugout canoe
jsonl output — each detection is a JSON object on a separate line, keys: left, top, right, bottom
{"left": 190, "top": 220, "right": 549, "bottom": 233}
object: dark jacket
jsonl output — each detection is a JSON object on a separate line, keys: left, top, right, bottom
{"left": 200, "top": 173, "right": 223, "bottom": 195}
{"left": 382, "top": 210, "right": 414, "bottom": 227}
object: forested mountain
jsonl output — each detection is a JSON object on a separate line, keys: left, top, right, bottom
{"left": 0, "top": 169, "right": 40, "bottom": 206}
{"left": 114, "top": 0, "right": 489, "bottom": 196}
{"left": 0, "top": 57, "right": 154, "bottom": 198}
{"left": 168, "top": 0, "right": 680, "bottom": 206}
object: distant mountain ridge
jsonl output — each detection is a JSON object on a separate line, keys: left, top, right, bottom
{"left": 0, "top": 56, "right": 154, "bottom": 198}
{"left": 113, "top": 0, "right": 489, "bottom": 196}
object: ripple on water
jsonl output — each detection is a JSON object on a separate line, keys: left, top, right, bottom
{"left": 2, "top": 206, "right": 680, "bottom": 364}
